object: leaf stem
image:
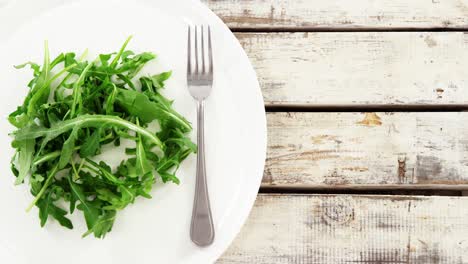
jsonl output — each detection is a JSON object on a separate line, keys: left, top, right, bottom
{"left": 71, "top": 159, "right": 79, "bottom": 181}
{"left": 15, "top": 115, "right": 163, "bottom": 149}
{"left": 70, "top": 61, "right": 94, "bottom": 118}
{"left": 83, "top": 164, "right": 100, "bottom": 175}
{"left": 32, "top": 133, "right": 114, "bottom": 166}
{"left": 110, "top": 36, "right": 132, "bottom": 68}
{"left": 45, "top": 63, "right": 78, "bottom": 88}
{"left": 26, "top": 163, "right": 59, "bottom": 212}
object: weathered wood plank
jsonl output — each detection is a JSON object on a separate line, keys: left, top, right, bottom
{"left": 204, "top": 0, "right": 468, "bottom": 30}
{"left": 218, "top": 194, "right": 468, "bottom": 263}
{"left": 235, "top": 32, "right": 468, "bottom": 106}
{"left": 264, "top": 112, "right": 468, "bottom": 188}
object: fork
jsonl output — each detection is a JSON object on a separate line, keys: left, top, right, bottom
{"left": 187, "top": 25, "right": 215, "bottom": 247}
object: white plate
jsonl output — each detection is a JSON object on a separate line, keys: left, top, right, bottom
{"left": 0, "top": 0, "right": 266, "bottom": 263}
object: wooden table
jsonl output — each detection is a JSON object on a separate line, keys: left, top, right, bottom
{"left": 202, "top": 1, "right": 468, "bottom": 263}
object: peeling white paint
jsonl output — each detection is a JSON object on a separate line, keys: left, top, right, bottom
{"left": 235, "top": 32, "right": 468, "bottom": 106}
{"left": 266, "top": 112, "right": 468, "bottom": 186}
{"left": 219, "top": 195, "right": 468, "bottom": 263}
{"left": 205, "top": 0, "right": 468, "bottom": 29}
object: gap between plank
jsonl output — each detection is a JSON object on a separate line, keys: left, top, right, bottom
{"left": 259, "top": 186, "right": 463, "bottom": 196}
{"left": 231, "top": 27, "right": 468, "bottom": 33}
{"left": 265, "top": 104, "right": 468, "bottom": 112}
{"left": 249, "top": 31, "right": 468, "bottom": 197}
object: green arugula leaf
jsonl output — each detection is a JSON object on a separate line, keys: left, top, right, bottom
{"left": 116, "top": 88, "right": 191, "bottom": 132}
{"left": 9, "top": 37, "right": 195, "bottom": 238}
{"left": 68, "top": 176, "right": 100, "bottom": 231}
{"left": 26, "top": 163, "right": 60, "bottom": 212}
{"left": 14, "top": 139, "right": 35, "bottom": 185}
{"left": 14, "top": 62, "right": 41, "bottom": 76}
{"left": 8, "top": 107, "right": 29, "bottom": 128}
{"left": 26, "top": 41, "right": 51, "bottom": 118}
{"left": 135, "top": 124, "right": 153, "bottom": 177}
{"left": 115, "top": 88, "right": 159, "bottom": 123}
{"left": 48, "top": 202, "right": 73, "bottom": 229}
{"left": 85, "top": 159, "right": 125, "bottom": 185}
{"left": 37, "top": 187, "right": 73, "bottom": 229}
{"left": 151, "top": 71, "right": 172, "bottom": 89}
{"left": 79, "top": 128, "right": 101, "bottom": 158}
{"left": 13, "top": 114, "right": 163, "bottom": 149}
{"left": 58, "top": 128, "right": 79, "bottom": 169}
{"left": 82, "top": 210, "right": 116, "bottom": 238}
{"left": 117, "top": 158, "right": 138, "bottom": 178}
{"left": 38, "top": 191, "right": 52, "bottom": 227}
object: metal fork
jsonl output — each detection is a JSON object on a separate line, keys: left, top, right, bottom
{"left": 187, "top": 25, "right": 215, "bottom": 247}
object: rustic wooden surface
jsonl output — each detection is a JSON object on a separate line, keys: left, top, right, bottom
{"left": 265, "top": 112, "right": 468, "bottom": 189}
{"left": 219, "top": 195, "right": 468, "bottom": 264}
{"left": 204, "top": 0, "right": 468, "bottom": 30}
{"left": 234, "top": 32, "right": 468, "bottom": 107}
{"left": 207, "top": 0, "right": 468, "bottom": 263}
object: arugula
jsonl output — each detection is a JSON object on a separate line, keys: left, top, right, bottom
{"left": 8, "top": 37, "right": 195, "bottom": 238}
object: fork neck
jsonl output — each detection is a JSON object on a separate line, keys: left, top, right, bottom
{"left": 197, "top": 100, "right": 205, "bottom": 114}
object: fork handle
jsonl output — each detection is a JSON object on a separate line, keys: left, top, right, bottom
{"left": 190, "top": 100, "right": 215, "bottom": 247}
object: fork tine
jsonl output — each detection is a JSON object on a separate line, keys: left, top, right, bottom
{"left": 187, "top": 26, "right": 192, "bottom": 77}
{"left": 201, "top": 25, "right": 206, "bottom": 74}
{"left": 194, "top": 25, "right": 199, "bottom": 76}
{"left": 208, "top": 26, "right": 213, "bottom": 75}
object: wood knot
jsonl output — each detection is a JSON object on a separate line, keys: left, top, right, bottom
{"left": 357, "top": 113, "right": 382, "bottom": 126}
{"left": 321, "top": 197, "right": 355, "bottom": 226}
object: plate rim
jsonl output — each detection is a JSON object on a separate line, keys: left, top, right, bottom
{"left": 0, "top": 0, "right": 267, "bottom": 263}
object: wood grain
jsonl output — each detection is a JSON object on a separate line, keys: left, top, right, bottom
{"left": 218, "top": 194, "right": 468, "bottom": 263}
{"left": 235, "top": 32, "right": 468, "bottom": 107}
{"left": 264, "top": 112, "right": 468, "bottom": 189}
{"left": 204, "top": 0, "right": 468, "bottom": 30}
